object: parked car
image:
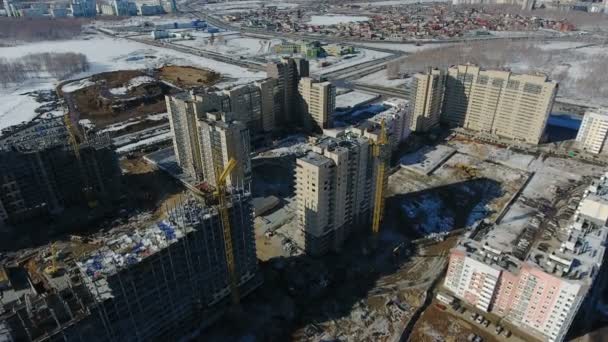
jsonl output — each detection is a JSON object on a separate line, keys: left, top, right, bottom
{"left": 476, "top": 316, "right": 483, "bottom": 324}
{"left": 471, "top": 312, "right": 478, "bottom": 320}
{"left": 496, "top": 326, "right": 504, "bottom": 334}
{"left": 504, "top": 330, "right": 512, "bottom": 338}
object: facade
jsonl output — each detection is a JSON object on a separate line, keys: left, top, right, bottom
{"left": 166, "top": 92, "right": 206, "bottom": 180}
{"left": 575, "top": 108, "right": 608, "bottom": 154}
{"left": 166, "top": 91, "right": 252, "bottom": 187}
{"left": 298, "top": 77, "right": 336, "bottom": 131}
{"left": 0, "top": 192, "right": 261, "bottom": 341}
{"left": 71, "top": 0, "right": 96, "bottom": 17}
{"left": 266, "top": 57, "right": 309, "bottom": 126}
{"left": 409, "top": 68, "right": 446, "bottom": 132}
{"left": 442, "top": 65, "right": 558, "bottom": 144}
{"left": 295, "top": 132, "right": 374, "bottom": 256}
{"left": 442, "top": 64, "right": 480, "bottom": 127}
{"left": 0, "top": 118, "right": 121, "bottom": 226}
{"left": 444, "top": 175, "right": 608, "bottom": 342}
{"left": 197, "top": 112, "right": 251, "bottom": 188}
{"left": 255, "top": 78, "right": 279, "bottom": 133}
{"left": 363, "top": 98, "right": 411, "bottom": 151}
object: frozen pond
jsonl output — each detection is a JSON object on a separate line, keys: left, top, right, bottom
{"left": 307, "top": 15, "right": 369, "bottom": 26}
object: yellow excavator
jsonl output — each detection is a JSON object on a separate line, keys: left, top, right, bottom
{"left": 454, "top": 163, "right": 478, "bottom": 179}
{"left": 214, "top": 158, "right": 240, "bottom": 305}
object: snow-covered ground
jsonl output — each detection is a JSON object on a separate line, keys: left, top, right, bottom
{"left": 335, "top": 91, "right": 380, "bottom": 109}
{"left": 354, "top": 69, "right": 411, "bottom": 88}
{"left": 311, "top": 49, "right": 391, "bottom": 75}
{"left": 116, "top": 131, "right": 172, "bottom": 154}
{"left": 353, "top": 0, "right": 445, "bottom": 5}
{"left": 175, "top": 35, "right": 282, "bottom": 57}
{"left": 354, "top": 42, "right": 442, "bottom": 53}
{"left": 109, "top": 76, "right": 156, "bottom": 95}
{"left": 307, "top": 15, "right": 369, "bottom": 26}
{"left": 202, "top": 0, "right": 298, "bottom": 13}
{"left": 0, "top": 34, "right": 264, "bottom": 131}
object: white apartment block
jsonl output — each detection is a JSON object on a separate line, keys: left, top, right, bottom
{"left": 576, "top": 108, "right": 608, "bottom": 154}
{"left": 444, "top": 174, "right": 608, "bottom": 342}
{"left": 409, "top": 68, "right": 445, "bottom": 132}
{"left": 295, "top": 132, "right": 373, "bottom": 256}
{"left": 298, "top": 77, "right": 336, "bottom": 131}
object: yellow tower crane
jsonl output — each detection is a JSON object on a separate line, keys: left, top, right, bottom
{"left": 214, "top": 158, "right": 240, "bottom": 305}
{"left": 63, "top": 113, "right": 98, "bottom": 208}
{"left": 372, "top": 120, "right": 389, "bottom": 242}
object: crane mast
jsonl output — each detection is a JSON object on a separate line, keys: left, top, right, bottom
{"left": 214, "top": 158, "right": 240, "bottom": 305}
{"left": 372, "top": 120, "right": 389, "bottom": 239}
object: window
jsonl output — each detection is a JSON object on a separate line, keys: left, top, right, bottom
{"left": 477, "top": 75, "right": 489, "bottom": 85}
{"left": 523, "top": 83, "right": 542, "bottom": 94}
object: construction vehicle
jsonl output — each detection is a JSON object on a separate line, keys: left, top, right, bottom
{"left": 372, "top": 120, "right": 389, "bottom": 243}
{"left": 63, "top": 113, "right": 98, "bottom": 208}
{"left": 43, "top": 243, "right": 61, "bottom": 276}
{"left": 454, "top": 163, "right": 478, "bottom": 179}
{"left": 214, "top": 158, "right": 240, "bottom": 305}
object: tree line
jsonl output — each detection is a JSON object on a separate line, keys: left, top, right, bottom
{"left": 0, "top": 53, "right": 89, "bottom": 86}
{"left": 0, "top": 17, "right": 86, "bottom": 44}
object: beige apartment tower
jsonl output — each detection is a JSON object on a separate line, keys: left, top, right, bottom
{"left": 442, "top": 64, "right": 558, "bottom": 144}
{"left": 295, "top": 132, "right": 373, "bottom": 256}
{"left": 166, "top": 92, "right": 206, "bottom": 181}
{"left": 197, "top": 112, "right": 252, "bottom": 188}
{"left": 409, "top": 68, "right": 446, "bottom": 132}
{"left": 576, "top": 108, "right": 608, "bottom": 154}
{"left": 166, "top": 91, "right": 252, "bottom": 187}
{"left": 298, "top": 77, "right": 336, "bottom": 131}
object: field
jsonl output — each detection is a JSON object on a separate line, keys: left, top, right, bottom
{"left": 0, "top": 34, "right": 263, "bottom": 131}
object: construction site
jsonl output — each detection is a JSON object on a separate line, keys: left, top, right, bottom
{"left": 0, "top": 116, "right": 122, "bottom": 246}
{"left": 0, "top": 189, "right": 262, "bottom": 341}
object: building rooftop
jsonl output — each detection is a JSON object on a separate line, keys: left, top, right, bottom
{"left": 455, "top": 172, "right": 608, "bottom": 285}
{"left": 76, "top": 193, "right": 249, "bottom": 300}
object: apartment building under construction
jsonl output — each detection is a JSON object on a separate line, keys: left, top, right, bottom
{"left": 0, "top": 117, "right": 121, "bottom": 226}
{"left": 0, "top": 191, "right": 261, "bottom": 341}
{"left": 295, "top": 131, "right": 375, "bottom": 256}
{"left": 442, "top": 64, "right": 558, "bottom": 144}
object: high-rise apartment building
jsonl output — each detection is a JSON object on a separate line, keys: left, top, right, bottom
{"left": 409, "top": 68, "right": 446, "bottom": 132}
{"left": 295, "top": 132, "right": 373, "bottom": 256}
{"left": 198, "top": 112, "right": 251, "bottom": 188}
{"left": 0, "top": 117, "right": 121, "bottom": 226}
{"left": 442, "top": 64, "right": 480, "bottom": 127}
{"left": 297, "top": 77, "right": 335, "bottom": 131}
{"left": 442, "top": 64, "right": 558, "bottom": 144}
{"left": 443, "top": 175, "right": 608, "bottom": 342}
{"left": 575, "top": 108, "right": 608, "bottom": 155}
{"left": 166, "top": 91, "right": 251, "bottom": 187}
{"left": 255, "top": 78, "right": 279, "bottom": 133}
{"left": 1, "top": 192, "right": 261, "bottom": 341}
{"left": 166, "top": 91, "right": 206, "bottom": 180}
{"left": 266, "top": 57, "right": 309, "bottom": 126}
